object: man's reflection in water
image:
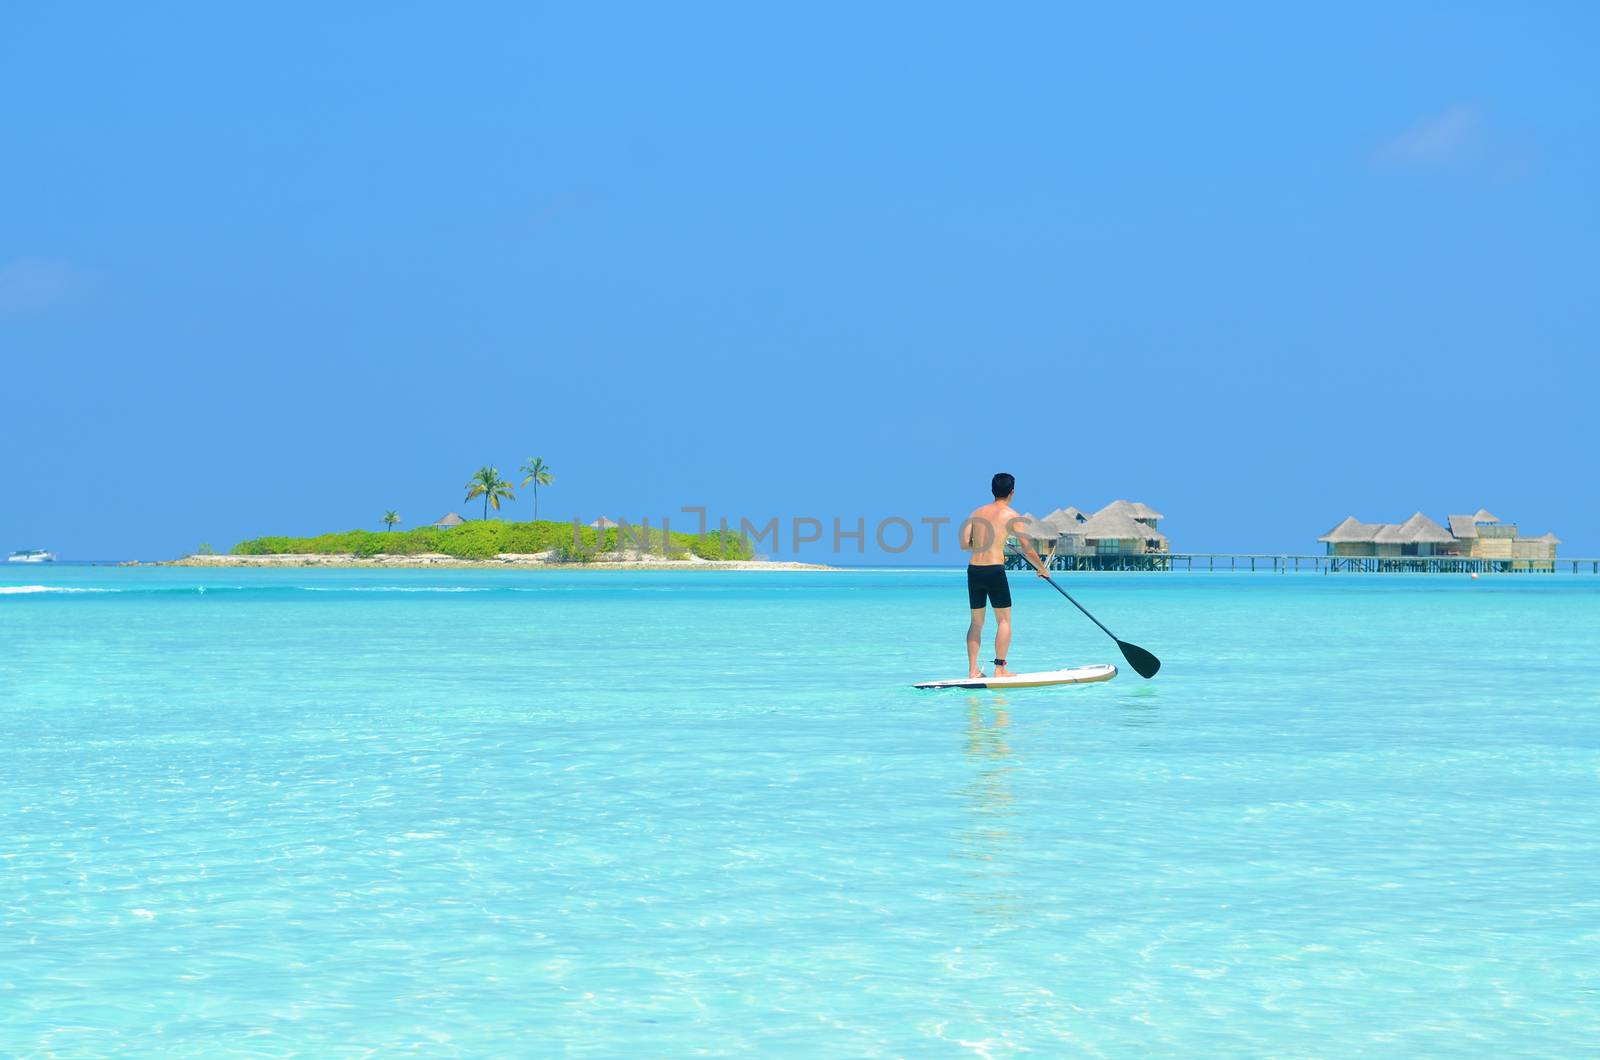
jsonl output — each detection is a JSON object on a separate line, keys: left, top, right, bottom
{"left": 954, "top": 695, "right": 1024, "bottom": 926}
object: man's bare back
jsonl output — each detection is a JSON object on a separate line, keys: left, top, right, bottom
{"left": 962, "top": 499, "right": 1025, "bottom": 566}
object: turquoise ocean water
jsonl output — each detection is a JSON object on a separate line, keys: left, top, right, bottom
{"left": 3, "top": 567, "right": 1597, "bottom": 1056}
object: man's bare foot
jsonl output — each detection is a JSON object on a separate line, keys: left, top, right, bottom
{"left": 996, "top": 666, "right": 1016, "bottom": 677}
{"left": 968, "top": 669, "right": 986, "bottom": 679}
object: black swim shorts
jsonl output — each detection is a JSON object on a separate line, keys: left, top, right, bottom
{"left": 967, "top": 563, "right": 1012, "bottom": 609}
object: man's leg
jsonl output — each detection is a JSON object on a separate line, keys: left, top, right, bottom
{"left": 993, "top": 607, "right": 1013, "bottom": 676}
{"left": 967, "top": 608, "right": 986, "bottom": 677}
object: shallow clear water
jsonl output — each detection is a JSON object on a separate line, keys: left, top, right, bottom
{"left": 3, "top": 567, "right": 1598, "bottom": 1056}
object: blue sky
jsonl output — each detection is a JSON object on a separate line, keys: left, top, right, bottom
{"left": 3, "top": 4, "right": 1596, "bottom": 561}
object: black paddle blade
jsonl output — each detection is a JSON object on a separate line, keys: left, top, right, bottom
{"left": 1118, "top": 639, "right": 1161, "bottom": 679}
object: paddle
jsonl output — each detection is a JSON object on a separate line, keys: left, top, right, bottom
{"left": 1010, "top": 546, "right": 1161, "bottom": 678}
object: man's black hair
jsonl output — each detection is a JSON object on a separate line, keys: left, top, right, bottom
{"left": 991, "top": 472, "right": 1015, "bottom": 499}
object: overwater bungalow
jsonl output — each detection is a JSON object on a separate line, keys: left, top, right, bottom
{"left": 1442, "top": 509, "right": 1560, "bottom": 565}
{"left": 1076, "top": 509, "right": 1169, "bottom": 556}
{"left": 1319, "top": 508, "right": 1559, "bottom": 571}
{"left": 1009, "top": 499, "right": 1170, "bottom": 569}
{"left": 1320, "top": 512, "right": 1453, "bottom": 557}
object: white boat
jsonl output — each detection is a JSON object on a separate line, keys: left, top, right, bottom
{"left": 7, "top": 549, "right": 55, "bottom": 563}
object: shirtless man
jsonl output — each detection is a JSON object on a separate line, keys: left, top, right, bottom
{"left": 959, "top": 473, "right": 1051, "bottom": 678}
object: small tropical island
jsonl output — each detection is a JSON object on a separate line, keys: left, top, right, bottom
{"left": 161, "top": 460, "right": 831, "bottom": 571}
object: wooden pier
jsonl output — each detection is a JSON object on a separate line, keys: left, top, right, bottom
{"left": 1005, "top": 552, "right": 1600, "bottom": 574}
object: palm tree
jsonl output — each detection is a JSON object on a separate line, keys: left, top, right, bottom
{"left": 519, "top": 457, "right": 555, "bottom": 521}
{"left": 465, "top": 465, "right": 515, "bottom": 520}
{"left": 383, "top": 510, "right": 401, "bottom": 531}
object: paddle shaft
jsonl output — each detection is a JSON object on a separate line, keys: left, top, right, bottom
{"left": 1040, "top": 574, "right": 1121, "bottom": 642}
{"left": 1008, "top": 543, "right": 1123, "bottom": 642}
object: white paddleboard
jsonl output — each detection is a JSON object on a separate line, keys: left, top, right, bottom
{"left": 913, "top": 663, "right": 1118, "bottom": 690}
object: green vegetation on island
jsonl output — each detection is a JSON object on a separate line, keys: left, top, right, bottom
{"left": 228, "top": 456, "right": 751, "bottom": 562}
{"left": 231, "top": 519, "right": 753, "bottom": 562}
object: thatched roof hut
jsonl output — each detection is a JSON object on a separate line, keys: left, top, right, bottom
{"left": 1323, "top": 507, "right": 1561, "bottom": 563}
{"left": 1318, "top": 516, "right": 1383, "bottom": 543}
{"left": 1391, "top": 512, "right": 1454, "bottom": 544}
{"left": 589, "top": 516, "right": 620, "bottom": 529}
{"left": 433, "top": 511, "right": 466, "bottom": 528}
{"left": 1079, "top": 509, "right": 1168, "bottom": 547}
{"left": 1324, "top": 512, "right": 1452, "bottom": 545}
